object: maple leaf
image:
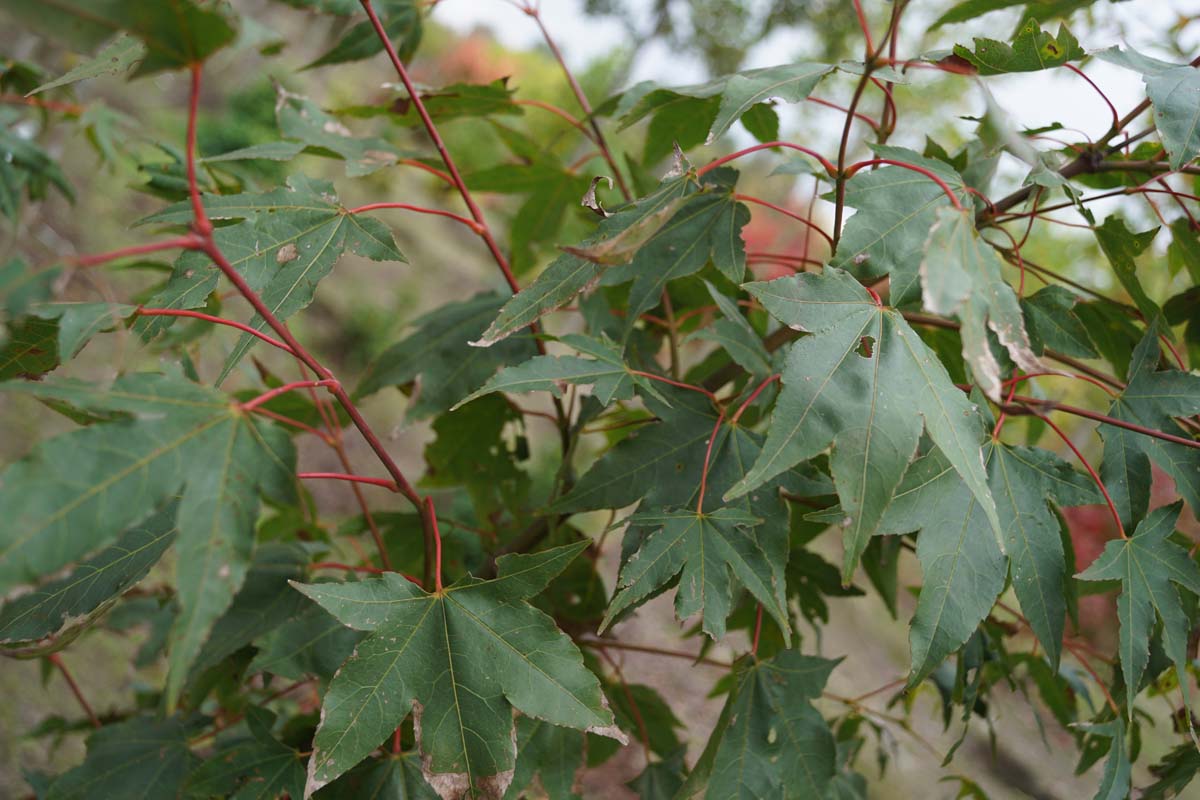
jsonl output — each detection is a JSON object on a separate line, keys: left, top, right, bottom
{"left": 851, "top": 436, "right": 1096, "bottom": 683}
{"left": 828, "top": 146, "right": 966, "bottom": 307}
{"left": 136, "top": 174, "right": 405, "bottom": 380}
{"left": 475, "top": 168, "right": 746, "bottom": 347}
{"left": 293, "top": 542, "right": 624, "bottom": 798}
{"left": 454, "top": 333, "right": 664, "bottom": 410}
{"left": 357, "top": 292, "right": 537, "bottom": 419}
{"left": 1077, "top": 502, "right": 1200, "bottom": 718}
{"left": 727, "top": 266, "right": 1000, "bottom": 582}
{"left": 919, "top": 206, "right": 1042, "bottom": 400}
{"left": 602, "top": 507, "right": 790, "bottom": 644}
{"left": 1098, "top": 327, "right": 1200, "bottom": 529}
{"left": 678, "top": 651, "right": 839, "bottom": 799}
{"left": 0, "top": 373, "right": 296, "bottom": 708}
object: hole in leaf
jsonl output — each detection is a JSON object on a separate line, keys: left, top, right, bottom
{"left": 855, "top": 335, "right": 875, "bottom": 358}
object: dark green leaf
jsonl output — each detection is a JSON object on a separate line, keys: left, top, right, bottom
{"left": 1020, "top": 285, "right": 1098, "bottom": 359}
{"left": 0, "top": 503, "right": 176, "bottom": 657}
{"left": 0, "top": 373, "right": 297, "bottom": 709}
{"left": 356, "top": 292, "right": 538, "bottom": 418}
{"left": 31, "top": 34, "right": 145, "bottom": 94}
{"left": 1077, "top": 503, "right": 1200, "bottom": 718}
{"left": 829, "top": 147, "right": 966, "bottom": 307}
{"left": 0, "top": 0, "right": 236, "bottom": 76}
{"left": 1099, "top": 329, "right": 1200, "bottom": 529}
{"left": 293, "top": 543, "right": 624, "bottom": 795}
{"left": 276, "top": 89, "right": 401, "bottom": 176}
{"left": 504, "top": 717, "right": 584, "bottom": 800}
{"left": 679, "top": 651, "right": 839, "bottom": 799}
{"left": 731, "top": 267, "right": 999, "bottom": 582}
{"left": 953, "top": 21, "right": 1083, "bottom": 74}
{"left": 139, "top": 175, "right": 404, "bottom": 378}
{"left": 602, "top": 507, "right": 789, "bottom": 643}
{"left": 306, "top": 0, "right": 421, "bottom": 69}
{"left": 46, "top": 715, "right": 200, "bottom": 800}
{"left": 1094, "top": 216, "right": 1161, "bottom": 321}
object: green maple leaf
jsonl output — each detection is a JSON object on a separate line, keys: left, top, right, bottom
{"left": 0, "top": 0, "right": 236, "bottom": 75}
{"left": 829, "top": 147, "right": 966, "bottom": 307}
{"left": 306, "top": 0, "right": 421, "bottom": 69}
{"left": 989, "top": 443, "right": 1099, "bottom": 669}
{"left": 454, "top": 333, "right": 662, "bottom": 409}
{"left": 137, "top": 174, "right": 405, "bottom": 381}
{"left": 1094, "top": 216, "right": 1161, "bottom": 322}
{"left": 475, "top": 168, "right": 746, "bottom": 347}
{"left": 504, "top": 717, "right": 584, "bottom": 800}
{"left": 860, "top": 437, "right": 1096, "bottom": 683}
{"left": 602, "top": 507, "right": 790, "bottom": 644}
{"left": 553, "top": 385, "right": 792, "bottom": 641}
{"left": 953, "top": 21, "right": 1084, "bottom": 74}
{"left": 0, "top": 502, "right": 176, "bottom": 657}
{"left": 0, "top": 373, "right": 296, "bottom": 709}
{"left": 678, "top": 651, "right": 839, "bottom": 800}
{"left": 356, "top": 292, "right": 538, "bottom": 419}
{"left": 275, "top": 89, "right": 402, "bottom": 177}
{"left": 184, "top": 708, "right": 306, "bottom": 800}
{"left": 248, "top": 602, "right": 363, "bottom": 682}
{"left": 45, "top": 715, "right": 201, "bottom": 800}
{"left": 1098, "top": 46, "right": 1200, "bottom": 171}
{"left": 728, "top": 267, "right": 999, "bottom": 583}
{"left": 1020, "top": 285, "right": 1099, "bottom": 359}
{"left": 920, "top": 206, "right": 1041, "bottom": 400}
{"left": 293, "top": 542, "right": 624, "bottom": 797}
{"left": 315, "top": 754, "right": 438, "bottom": 799}
{"left": 1077, "top": 502, "right": 1200, "bottom": 718}
{"left": 1099, "top": 328, "right": 1200, "bottom": 529}
{"left": 616, "top": 62, "right": 833, "bottom": 146}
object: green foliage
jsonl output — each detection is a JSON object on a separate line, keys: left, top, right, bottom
{"left": 1, "top": 0, "right": 1199, "bottom": 798}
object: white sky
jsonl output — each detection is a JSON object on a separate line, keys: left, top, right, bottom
{"left": 436, "top": 0, "right": 1200, "bottom": 141}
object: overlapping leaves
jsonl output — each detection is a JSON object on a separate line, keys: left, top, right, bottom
{"left": 475, "top": 168, "right": 746, "bottom": 347}
{"left": 729, "top": 267, "right": 1000, "bottom": 582}
{"left": 0, "top": 373, "right": 296, "bottom": 708}
{"left": 138, "top": 175, "right": 404, "bottom": 379}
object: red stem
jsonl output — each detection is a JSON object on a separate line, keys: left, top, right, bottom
{"left": 696, "top": 408, "right": 727, "bottom": 513}
{"left": 1008, "top": 394, "right": 1200, "bottom": 450}
{"left": 523, "top": 4, "right": 633, "bottom": 201}
{"left": 751, "top": 604, "right": 764, "bottom": 657}
{"left": 73, "top": 235, "right": 201, "bottom": 268}
{"left": 734, "top": 193, "right": 834, "bottom": 247}
{"left": 241, "top": 379, "right": 337, "bottom": 412}
{"left": 1000, "top": 370, "right": 1118, "bottom": 398}
{"left": 248, "top": 407, "right": 332, "bottom": 442}
{"left": 358, "top": 0, "right": 520, "bottom": 294}
{"left": 698, "top": 141, "right": 837, "bottom": 179}
{"left": 400, "top": 157, "right": 455, "bottom": 186}
{"left": 845, "top": 158, "right": 964, "bottom": 210}
{"left": 187, "top": 65, "right": 212, "bottom": 237}
{"left": 134, "top": 307, "right": 295, "bottom": 354}
{"left": 297, "top": 472, "right": 398, "bottom": 491}
{"left": 628, "top": 370, "right": 717, "bottom": 402}
{"left": 1064, "top": 64, "right": 1120, "bottom": 133}
{"left": 48, "top": 654, "right": 100, "bottom": 728}
{"left": 347, "top": 202, "right": 483, "bottom": 233}
{"left": 731, "top": 374, "right": 780, "bottom": 425}
{"left": 851, "top": 0, "right": 876, "bottom": 54}
{"left": 425, "top": 496, "right": 444, "bottom": 592}
{"left": 807, "top": 95, "right": 879, "bottom": 131}
{"left": 1024, "top": 406, "right": 1127, "bottom": 539}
